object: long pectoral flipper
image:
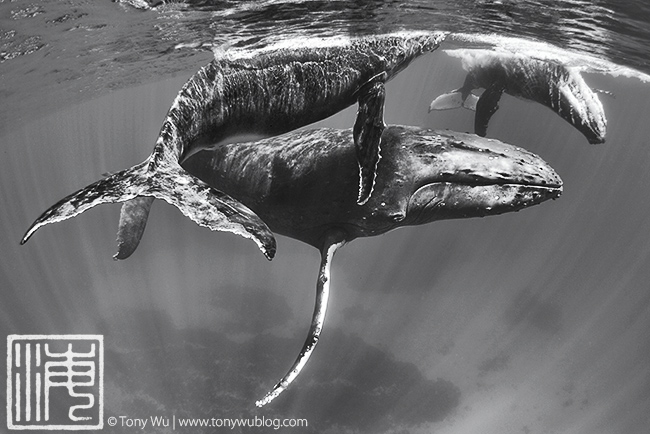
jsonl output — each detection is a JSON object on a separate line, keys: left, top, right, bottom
{"left": 354, "top": 73, "right": 387, "bottom": 205}
{"left": 474, "top": 84, "right": 505, "bottom": 137}
{"left": 256, "top": 229, "right": 347, "bottom": 407}
{"left": 21, "top": 162, "right": 277, "bottom": 260}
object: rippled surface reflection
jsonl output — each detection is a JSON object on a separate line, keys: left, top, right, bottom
{"left": 2, "top": 1, "right": 650, "bottom": 433}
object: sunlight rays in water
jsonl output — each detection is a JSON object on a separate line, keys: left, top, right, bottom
{"left": 2, "top": 7, "right": 650, "bottom": 431}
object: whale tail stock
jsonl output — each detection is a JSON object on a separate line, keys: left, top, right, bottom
{"left": 20, "top": 159, "right": 277, "bottom": 260}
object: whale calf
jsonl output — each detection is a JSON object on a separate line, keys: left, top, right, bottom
{"left": 181, "top": 125, "right": 563, "bottom": 406}
{"left": 21, "top": 31, "right": 447, "bottom": 260}
{"left": 429, "top": 49, "right": 607, "bottom": 144}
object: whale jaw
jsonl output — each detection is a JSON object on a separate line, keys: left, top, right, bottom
{"left": 406, "top": 182, "right": 562, "bottom": 226}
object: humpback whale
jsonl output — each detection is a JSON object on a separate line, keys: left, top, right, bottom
{"left": 429, "top": 49, "right": 607, "bottom": 144}
{"left": 180, "top": 125, "right": 562, "bottom": 406}
{"left": 20, "top": 122, "right": 562, "bottom": 406}
{"left": 20, "top": 31, "right": 447, "bottom": 260}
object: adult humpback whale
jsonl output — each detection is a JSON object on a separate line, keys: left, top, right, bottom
{"left": 429, "top": 49, "right": 607, "bottom": 144}
{"left": 20, "top": 31, "right": 447, "bottom": 260}
{"left": 20, "top": 123, "right": 562, "bottom": 406}
{"left": 182, "top": 125, "right": 563, "bottom": 406}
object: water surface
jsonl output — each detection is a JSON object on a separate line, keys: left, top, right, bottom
{"left": 2, "top": 1, "right": 650, "bottom": 433}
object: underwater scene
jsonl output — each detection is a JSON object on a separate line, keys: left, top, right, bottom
{"left": 2, "top": 1, "right": 650, "bottom": 433}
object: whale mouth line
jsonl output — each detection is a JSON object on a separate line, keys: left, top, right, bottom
{"left": 406, "top": 181, "right": 563, "bottom": 225}
{"left": 420, "top": 180, "right": 563, "bottom": 189}
{"left": 413, "top": 181, "right": 564, "bottom": 200}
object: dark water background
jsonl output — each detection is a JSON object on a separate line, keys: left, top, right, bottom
{"left": 2, "top": 1, "right": 650, "bottom": 433}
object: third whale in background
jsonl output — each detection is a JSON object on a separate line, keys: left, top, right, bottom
{"left": 429, "top": 48, "right": 607, "bottom": 144}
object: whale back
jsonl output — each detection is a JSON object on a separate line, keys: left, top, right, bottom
{"left": 155, "top": 32, "right": 446, "bottom": 162}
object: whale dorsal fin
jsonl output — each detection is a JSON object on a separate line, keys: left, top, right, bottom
{"left": 474, "top": 84, "right": 505, "bottom": 137}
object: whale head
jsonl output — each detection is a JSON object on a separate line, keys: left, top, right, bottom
{"left": 388, "top": 128, "right": 564, "bottom": 227}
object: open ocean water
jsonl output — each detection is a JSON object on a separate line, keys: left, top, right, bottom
{"left": 2, "top": 1, "right": 650, "bottom": 433}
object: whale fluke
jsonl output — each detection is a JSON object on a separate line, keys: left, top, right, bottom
{"left": 20, "top": 160, "right": 277, "bottom": 260}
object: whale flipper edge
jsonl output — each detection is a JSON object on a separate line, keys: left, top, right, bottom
{"left": 21, "top": 162, "right": 277, "bottom": 260}
{"left": 354, "top": 72, "right": 387, "bottom": 205}
{"left": 256, "top": 228, "right": 347, "bottom": 407}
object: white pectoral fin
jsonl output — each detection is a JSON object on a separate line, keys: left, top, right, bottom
{"left": 429, "top": 90, "right": 479, "bottom": 112}
{"left": 429, "top": 91, "right": 464, "bottom": 111}
{"left": 256, "top": 229, "right": 347, "bottom": 407}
